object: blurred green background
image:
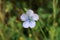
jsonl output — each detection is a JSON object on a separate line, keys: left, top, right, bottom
{"left": 0, "top": 0, "right": 60, "bottom": 40}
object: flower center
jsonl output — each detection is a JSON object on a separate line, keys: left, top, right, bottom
{"left": 28, "top": 16, "right": 33, "bottom": 22}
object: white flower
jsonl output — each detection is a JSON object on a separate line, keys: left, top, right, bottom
{"left": 20, "top": 9, "right": 39, "bottom": 28}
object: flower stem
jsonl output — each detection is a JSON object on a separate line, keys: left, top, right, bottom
{"left": 53, "top": 0, "right": 58, "bottom": 26}
{"left": 52, "top": 0, "right": 58, "bottom": 40}
{"left": 0, "top": 30, "right": 5, "bottom": 40}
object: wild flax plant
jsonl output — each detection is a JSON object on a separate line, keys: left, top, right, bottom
{"left": 0, "top": 0, "right": 60, "bottom": 40}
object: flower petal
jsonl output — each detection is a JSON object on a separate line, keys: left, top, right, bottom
{"left": 23, "top": 21, "right": 30, "bottom": 28}
{"left": 32, "top": 14, "right": 39, "bottom": 21}
{"left": 20, "top": 14, "right": 27, "bottom": 21}
{"left": 26, "top": 9, "right": 34, "bottom": 16}
{"left": 29, "top": 21, "right": 36, "bottom": 28}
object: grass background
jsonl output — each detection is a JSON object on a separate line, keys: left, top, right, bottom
{"left": 0, "top": 0, "right": 60, "bottom": 40}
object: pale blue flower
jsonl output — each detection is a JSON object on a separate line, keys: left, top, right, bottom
{"left": 20, "top": 9, "right": 39, "bottom": 28}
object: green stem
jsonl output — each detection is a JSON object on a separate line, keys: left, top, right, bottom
{"left": 52, "top": 0, "right": 58, "bottom": 40}
{"left": 0, "top": 30, "right": 5, "bottom": 40}
{"left": 38, "top": 20, "right": 47, "bottom": 40}
{"left": 53, "top": 0, "right": 58, "bottom": 26}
